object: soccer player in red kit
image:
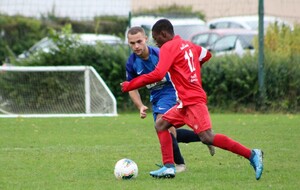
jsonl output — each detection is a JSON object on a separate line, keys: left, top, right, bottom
{"left": 121, "top": 19, "right": 264, "bottom": 180}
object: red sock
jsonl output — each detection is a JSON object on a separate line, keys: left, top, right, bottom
{"left": 157, "top": 130, "right": 174, "bottom": 165}
{"left": 213, "top": 134, "right": 252, "bottom": 159}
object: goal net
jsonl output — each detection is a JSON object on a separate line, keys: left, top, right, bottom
{"left": 0, "top": 65, "right": 117, "bottom": 117}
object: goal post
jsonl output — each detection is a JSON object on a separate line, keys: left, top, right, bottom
{"left": 0, "top": 65, "right": 117, "bottom": 117}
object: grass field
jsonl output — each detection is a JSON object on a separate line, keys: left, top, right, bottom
{"left": 0, "top": 113, "right": 299, "bottom": 190}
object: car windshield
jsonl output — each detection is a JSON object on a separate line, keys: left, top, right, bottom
{"left": 239, "top": 34, "right": 255, "bottom": 49}
{"left": 213, "top": 35, "right": 238, "bottom": 52}
{"left": 29, "top": 38, "right": 56, "bottom": 53}
{"left": 191, "top": 33, "right": 210, "bottom": 47}
{"left": 245, "top": 21, "right": 258, "bottom": 30}
{"left": 212, "top": 34, "right": 255, "bottom": 52}
{"left": 174, "top": 25, "right": 207, "bottom": 40}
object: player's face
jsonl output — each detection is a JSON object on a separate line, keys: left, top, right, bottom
{"left": 152, "top": 31, "right": 167, "bottom": 48}
{"left": 127, "top": 32, "right": 148, "bottom": 57}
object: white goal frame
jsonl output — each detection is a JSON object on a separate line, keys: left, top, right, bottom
{"left": 0, "top": 65, "right": 117, "bottom": 117}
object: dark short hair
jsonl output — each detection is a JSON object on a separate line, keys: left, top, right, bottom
{"left": 152, "top": 19, "right": 174, "bottom": 35}
{"left": 127, "top": 26, "right": 146, "bottom": 36}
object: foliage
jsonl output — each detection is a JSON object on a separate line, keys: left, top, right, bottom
{"left": 0, "top": 14, "right": 46, "bottom": 62}
{"left": 264, "top": 59, "right": 300, "bottom": 111}
{"left": 202, "top": 55, "right": 259, "bottom": 112}
{"left": 202, "top": 54, "right": 258, "bottom": 112}
{"left": 0, "top": 13, "right": 128, "bottom": 65}
{"left": 133, "top": 4, "right": 206, "bottom": 20}
{"left": 93, "top": 16, "right": 129, "bottom": 38}
{"left": 0, "top": 71, "right": 86, "bottom": 113}
{"left": 201, "top": 23, "right": 300, "bottom": 113}
{"left": 1, "top": 14, "right": 300, "bottom": 113}
{"left": 203, "top": 45, "right": 300, "bottom": 113}
{"left": 262, "top": 23, "right": 300, "bottom": 111}
{"left": 264, "top": 23, "right": 300, "bottom": 60}
{"left": 41, "top": 15, "right": 128, "bottom": 38}
{"left": 8, "top": 25, "right": 130, "bottom": 111}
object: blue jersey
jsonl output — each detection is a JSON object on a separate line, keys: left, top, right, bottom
{"left": 126, "top": 46, "right": 177, "bottom": 119}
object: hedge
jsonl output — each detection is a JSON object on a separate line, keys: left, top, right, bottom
{"left": 1, "top": 16, "right": 300, "bottom": 113}
{"left": 202, "top": 53, "right": 300, "bottom": 112}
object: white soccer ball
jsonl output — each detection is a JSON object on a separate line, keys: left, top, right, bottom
{"left": 114, "top": 158, "right": 138, "bottom": 180}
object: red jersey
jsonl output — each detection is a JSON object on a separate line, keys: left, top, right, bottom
{"left": 123, "top": 35, "right": 211, "bottom": 107}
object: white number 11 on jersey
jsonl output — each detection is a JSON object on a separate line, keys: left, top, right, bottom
{"left": 184, "top": 49, "right": 195, "bottom": 72}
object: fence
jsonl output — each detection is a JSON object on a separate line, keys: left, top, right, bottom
{"left": 0, "top": 0, "right": 299, "bottom": 23}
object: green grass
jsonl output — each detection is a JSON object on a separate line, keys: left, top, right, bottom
{"left": 0, "top": 113, "right": 299, "bottom": 190}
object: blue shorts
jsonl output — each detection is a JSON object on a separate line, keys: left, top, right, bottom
{"left": 152, "top": 96, "right": 176, "bottom": 122}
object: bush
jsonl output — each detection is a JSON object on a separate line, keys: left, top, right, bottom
{"left": 0, "top": 14, "right": 128, "bottom": 65}
{"left": 202, "top": 55, "right": 259, "bottom": 112}
{"left": 201, "top": 23, "right": 300, "bottom": 113}
{"left": 203, "top": 51, "right": 300, "bottom": 113}
{"left": 11, "top": 29, "right": 131, "bottom": 111}
{"left": 0, "top": 14, "right": 46, "bottom": 62}
{"left": 2, "top": 15, "right": 300, "bottom": 113}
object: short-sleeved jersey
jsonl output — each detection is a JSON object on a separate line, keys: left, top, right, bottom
{"left": 125, "top": 36, "right": 211, "bottom": 107}
{"left": 157, "top": 35, "right": 209, "bottom": 106}
{"left": 125, "top": 46, "right": 176, "bottom": 103}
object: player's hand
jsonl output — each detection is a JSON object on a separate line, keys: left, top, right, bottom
{"left": 120, "top": 81, "right": 130, "bottom": 92}
{"left": 139, "top": 105, "right": 148, "bottom": 119}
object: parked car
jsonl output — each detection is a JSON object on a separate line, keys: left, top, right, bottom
{"left": 189, "top": 28, "right": 257, "bottom": 48}
{"left": 18, "top": 33, "right": 123, "bottom": 59}
{"left": 126, "top": 16, "right": 207, "bottom": 44}
{"left": 207, "top": 15, "right": 292, "bottom": 31}
{"left": 207, "top": 30, "right": 258, "bottom": 57}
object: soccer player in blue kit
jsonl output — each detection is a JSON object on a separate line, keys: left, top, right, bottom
{"left": 125, "top": 26, "right": 215, "bottom": 172}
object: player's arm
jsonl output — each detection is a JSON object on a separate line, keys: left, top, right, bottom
{"left": 197, "top": 46, "right": 212, "bottom": 66}
{"left": 121, "top": 49, "right": 173, "bottom": 92}
{"left": 128, "top": 89, "right": 148, "bottom": 119}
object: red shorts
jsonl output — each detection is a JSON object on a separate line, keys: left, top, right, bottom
{"left": 162, "top": 103, "right": 212, "bottom": 134}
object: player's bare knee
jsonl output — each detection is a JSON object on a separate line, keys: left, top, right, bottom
{"left": 198, "top": 131, "right": 214, "bottom": 145}
{"left": 155, "top": 118, "right": 172, "bottom": 131}
{"left": 200, "top": 137, "right": 210, "bottom": 145}
{"left": 154, "top": 125, "right": 163, "bottom": 132}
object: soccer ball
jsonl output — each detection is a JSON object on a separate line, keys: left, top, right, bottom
{"left": 114, "top": 158, "right": 138, "bottom": 180}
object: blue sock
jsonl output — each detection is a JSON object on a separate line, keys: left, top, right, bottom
{"left": 170, "top": 133, "right": 185, "bottom": 165}
{"left": 176, "top": 129, "right": 201, "bottom": 143}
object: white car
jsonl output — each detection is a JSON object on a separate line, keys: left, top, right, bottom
{"left": 126, "top": 16, "right": 207, "bottom": 44}
{"left": 207, "top": 15, "right": 292, "bottom": 31}
{"left": 18, "top": 33, "right": 123, "bottom": 59}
